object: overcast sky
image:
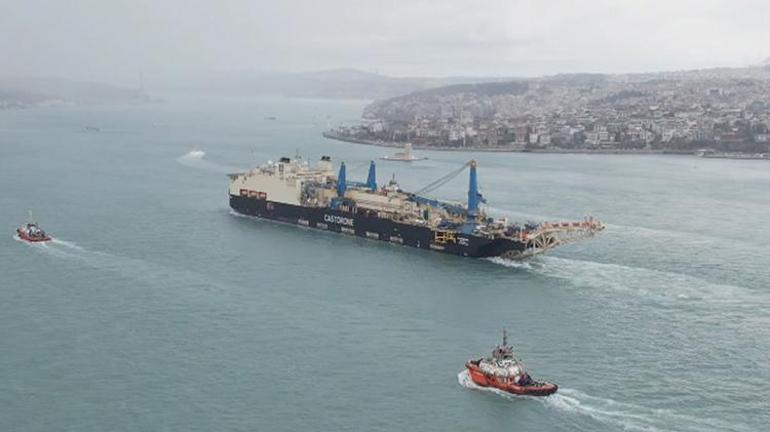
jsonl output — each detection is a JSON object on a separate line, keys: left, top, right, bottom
{"left": 1, "top": 0, "right": 768, "bottom": 86}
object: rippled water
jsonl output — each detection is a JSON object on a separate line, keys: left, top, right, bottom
{"left": 1, "top": 95, "right": 768, "bottom": 431}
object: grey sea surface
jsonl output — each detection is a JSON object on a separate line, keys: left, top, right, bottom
{"left": 1, "top": 95, "right": 768, "bottom": 432}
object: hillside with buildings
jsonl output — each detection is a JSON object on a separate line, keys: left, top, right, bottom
{"left": 329, "top": 66, "right": 770, "bottom": 153}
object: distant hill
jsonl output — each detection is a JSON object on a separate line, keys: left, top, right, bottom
{"left": 363, "top": 67, "right": 770, "bottom": 122}
{"left": 0, "top": 77, "right": 150, "bottom": 107}
{"left": 362, "top": 80, "right": 531, "bottom": 121}
{"left": 180, "top": 68, "right": 504, "bottom": 100}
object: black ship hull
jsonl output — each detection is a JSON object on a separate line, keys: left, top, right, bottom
{"left": 229, "top": 195, "right": 526, "bottom": 258}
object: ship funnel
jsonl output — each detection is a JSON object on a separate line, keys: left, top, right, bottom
{"left": 337, "top": 162, "right": 347, "bottom": 197}
{"left": 467, "top": 160, "right": 480, "bottom": 217}
{"left": 366, "top": 160, "right": 377, "bottom": 191}
{"left": 318, "top": 155, "right": 333, "bottom": 172}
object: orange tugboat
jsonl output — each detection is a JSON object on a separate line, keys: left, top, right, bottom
{"left": 465, "top": 330, "right": 558, "bottom": 397}
{"left": 16, "top": 213, "right": 52, "bottom": 243}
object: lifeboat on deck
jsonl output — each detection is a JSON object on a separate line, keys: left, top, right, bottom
{"left": 16, "top": 219, "right": 52, "bottom": 243}
{"left": 465, "top": 330, "right": 557, "bottom": 397}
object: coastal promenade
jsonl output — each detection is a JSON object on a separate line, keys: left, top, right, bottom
{"left": 322, "top": 131, "right": 691, "bottom": 155}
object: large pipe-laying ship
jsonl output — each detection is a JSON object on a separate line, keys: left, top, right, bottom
{"left": 228, "top": 156, "right": 604, "bottom": 259}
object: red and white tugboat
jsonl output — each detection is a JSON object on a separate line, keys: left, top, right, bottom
{"left": 16, "top": 215, "right": 52, "bottom": 243}
{"left": 465, "top": 330, "right": 558, "bottom": 397}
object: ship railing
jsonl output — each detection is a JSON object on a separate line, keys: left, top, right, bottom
{"left": 524, "top": 219, "right": 603, "bottom": 241}
{"left": 502, "top": 219, "right": 604, "bottom": 246}
{"left": 523, "top": 219, "right": 603, "bottom": 236}
{"left": 498, "top": 219, "right": 604, "bottom": 259}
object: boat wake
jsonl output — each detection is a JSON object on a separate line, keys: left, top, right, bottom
{"left": 176, "top": 150, "right": 243, "bottom": 174}
{"left": 486, "top": 249, "right": 765, "bottom": 308}
{"left": 484, "top": 257, "right": 532, "bottom": 270}
{"left": 544, "top": 388, "right": 670, "bottom": 431}
{"left": 50, "top": 238, "right": 85, "bottom": 251}
{"left": 15, "top": 235, "right": 101, "bottom": 261}
{"left": 18, "top": 236, "right": 189, "bottom": 286}
{"left": 14, "top": 235, "right": 75, "bottom": 259}
{"left": 547, "top": 388, "right": 743, "bottom": 432}
{"left": 458, "top": 370, "right": 738, "bottom": 432}
{"left": 532, "top": 256, "right": 765, "bottom": 307}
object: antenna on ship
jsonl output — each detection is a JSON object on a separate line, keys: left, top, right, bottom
{"left": 502, "top": 328, "right": 508, "bottom": 347}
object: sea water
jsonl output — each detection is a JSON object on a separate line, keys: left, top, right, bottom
{"left": 1, "top": 95, "right": 768, "bottom": 431}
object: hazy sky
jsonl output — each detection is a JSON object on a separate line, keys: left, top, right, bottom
{"left": 1, "top": 0, "right": 768, "bottom": 86}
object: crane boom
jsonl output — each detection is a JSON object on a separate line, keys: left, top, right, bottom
{"left": 414, "top": 161, "right": 472, "bottom": 196}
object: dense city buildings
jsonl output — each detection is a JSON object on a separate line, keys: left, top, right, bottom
{"left": 327, "top": 66, "right": 770, "bottom": 154}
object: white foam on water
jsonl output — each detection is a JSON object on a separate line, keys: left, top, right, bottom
{"left": 176, "top": 151, "right": 243, "bottom": 174}
{"left": 50, "top": 238, "right": 85, "bottom": 251}
{"left": 15, "top": 236, "right": 86, "bottom": 255}
{"left": 485, "top": 257, "right": 532, "bottom": 270}
{"left": 545, "top": 389, "right": 665, "bottom": 432}
{"left": 17, "top": 236, "right": 177, "bottom": 284}
{"left": 18, "top": 235, "right": 92, "bottom": 258}
{"left": 459, "top": 371, "right": 740, "bottom": 432}
{"left": 485, "top": 249, "right": 765, "bottom": 308}
{"left": 14, "top": 236, "right": 77, "bottom": 260}
{"left": 546, "top": 388, "right": 743, "bottom": 432}
{"left": 228, "top": 208, "right": 252, "bottom": 219}
{"left": 530, "top": 255, "right": 765, "bottom": 307}
{"left": 14, "top": 235, "right": 52, "bottom": 249}
{"left": 604, "top": 221, "right": 768, "bottom": 256}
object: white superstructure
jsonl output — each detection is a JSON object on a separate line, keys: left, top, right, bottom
{"left": 228, "top": 156, "right": 336, "bottom": 205}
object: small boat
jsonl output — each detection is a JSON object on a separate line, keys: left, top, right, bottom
{"left": 16, "top": 217, "right": 52, "bottom": 243}
{"left": 465, "top": 330, "right": 557, "bottom": 397}
{"left": 380, "top": 143, "right": 427, "bottom": 162}
{"left": 188, "top": 149, "right": 206, "bottom": 158}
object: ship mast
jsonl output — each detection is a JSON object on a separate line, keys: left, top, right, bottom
{"left": 337, "top": 162, "right": 347, "bottom": 197}
{"left": 366, "top": 161, "right": 377, "bottom": 191}
{"left": 467, "top": 160, "right": 480, "bottom": 217}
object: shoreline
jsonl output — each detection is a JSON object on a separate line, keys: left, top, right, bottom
{"left": 321, "top": 132, "right": 694, "bottom": 156}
